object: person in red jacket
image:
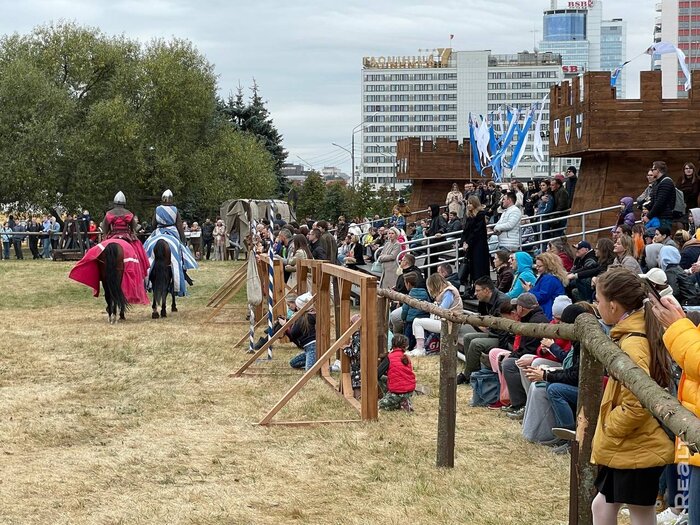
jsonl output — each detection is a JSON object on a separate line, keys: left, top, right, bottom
{"left": 379, "top": 334, "right": 416, "bottom": 412}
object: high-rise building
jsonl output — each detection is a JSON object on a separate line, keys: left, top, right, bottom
{"left": 538, "top": 0, "right": 626, "bottom": 96}
{"left": 654, "top": 0, "right": 700, "bottom": 98}
{"left": 360, "top": 49, "right": 563, "bottom": 188}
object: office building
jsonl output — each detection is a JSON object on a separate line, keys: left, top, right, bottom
{"left": 654, "top": 0, "right": 700, "bottom": 98}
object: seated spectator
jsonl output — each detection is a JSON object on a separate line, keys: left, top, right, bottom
{"left": 487, "top": 302, "right": 520, "bottom": 408}
{"left": 408, "top": 273, "right": 462, "bottom": 357}
{"left": 501, "top": 293, "right": 549, "bottom": 419}
{"left": 582, "top": 238, "right": 616, "bottom": 301}
{"left": 521, "top": 252, "right": 568, "bottom": 320}
{"left": 615, "top": 197, "right": 637, "bottom": 230}
{"left": 506, "top": 251, "right": 538, "bottom": 299}
{"left": 566, "top": 241, "right": 598, "bottom": 302}
{"left": 674, "top": 228, "right": 690, "bottom": 250}
{"left": 389, "top": 254, "right": 425, "bottom": 334}
{"left": 445, "top": 211, "right": 462, "bottom": 233}
{"left": 658, "top": 246, "right": 700, "bottom": 306}
{"left": 378, "top": 334, "right": 416, "bottom": 412}
{"left": 343, "top": 234, "right": 364, "bottom": 269}
{"left": 400, "top": 273, "right": 431, "bottom": 350}
{"left": 610, "top": 234, "right": 642, "bottom": 274}
{"left": 493, "top": 250, "right": 514, "bottom": 294}
{"left": 547, "top": 238, "right": 575, "bottom": 272}
{"left": 437, "top": 262, "right": 461, "bottom": 290}
{"left": 286, "top": 294, "right": 317, "bottom": 371}
{"left": 456, "top": 276, "right": 509, "bottom": 384}
{"left": 654, "top": 226, "right": 678, "bottom": 248}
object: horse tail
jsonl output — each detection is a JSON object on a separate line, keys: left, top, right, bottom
{"left": 151, "top": 239, "right": 171, "bottom": 305}
{"left": 104, "top": 242, "right": 129, "bottom": 312}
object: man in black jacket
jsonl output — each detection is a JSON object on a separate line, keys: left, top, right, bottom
{"left": 456, "top": 277, "right": 509, "bottom": 384}
{"left": 500, "top": 293, "right": 549, "bottom": 417}
{"left": 550, "top": 175, "right": 570, "bottom": 237}
{"left": 201, "top": 219, "right": 215, "bottom": 260}
{"left": 566, "top": 240, "right": 598, "bottom": 301}
{"left": 647, "top": 160, "right": 676, "bottom": 230}
{"left": 437, "top": 263, "right": 460, "bottom": 290}
{"left": 390, "top": 254, "right": 426, "bottom": 333}
{"left": 308, "top": 228, "right": 327, "bottom": 260}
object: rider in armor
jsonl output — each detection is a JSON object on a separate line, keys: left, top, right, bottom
{"left": 145, "top": 189, "right": 198, "bottom": 293}
{"left": 102, "top": 191, "right": 150, "bottom": 278}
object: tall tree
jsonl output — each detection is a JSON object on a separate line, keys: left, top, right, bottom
{"left": 296, "top": 172, "right": 326, "bottom": 221}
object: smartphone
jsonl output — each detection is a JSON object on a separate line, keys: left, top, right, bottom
{"left": 519, "top": 277, "right": 526, "bottom": 285}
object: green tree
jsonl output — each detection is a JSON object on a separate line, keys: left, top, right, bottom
{"left": 320, "top": 182, "right": 351, "bottom": 222}
{"left": 296, "top": 172, "right": 326, "bottom": 220}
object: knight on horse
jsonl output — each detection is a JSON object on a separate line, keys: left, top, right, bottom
{"left": 144, "top": 189, "right": 198, "bottom": 296}
{"left": 69, "top": 191, "right": 151, "bottom": 321}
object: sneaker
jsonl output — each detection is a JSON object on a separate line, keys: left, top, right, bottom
{"left": 406, "top": 348, "right": 426, "bottom": 357}
{"left": 674, "top": 511, "right": 689, "bottom": 525}
{"left": 500, "top": 404, "right": 513, "bottom": 412}
{"left": 487, "top": 400, "right": 508, "bottom": 410}
{"left": 551, "top": 442, "right": 571, "bottom": 455}
{"left": 505, "top": 406, "right": 526, "bottom": 420}
{"left": 657, "top": 508, "right": 685, "bottom": 525}
{"left": 456, "top": 372, "right": 468, "bottom": 385}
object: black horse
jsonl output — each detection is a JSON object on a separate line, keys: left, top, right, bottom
{"left": 97, "top": 242, "right": 129, "bottom": 324}
{"left": 150, "top": 239, "right": 177, "bottom": 319}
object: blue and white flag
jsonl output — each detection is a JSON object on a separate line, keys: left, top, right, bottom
{"left": 646, "top": 41, "right": 692, "bottom": 91}
{"left": 468, "top": 114, "right": 482, "bottom": 173}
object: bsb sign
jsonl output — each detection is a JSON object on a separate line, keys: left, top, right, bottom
{"left": 562, "top": 65, "right": 585, "bottom": 74}
{"left": 363, "top": 48, "right": 453, "bottom": 69}
{"left": 567, "top": 0, "right": 594, "bottom": 8}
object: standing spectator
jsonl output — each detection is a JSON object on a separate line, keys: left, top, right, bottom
{"left": 335, "top": 215, "right": 348, "bottom": 242}
{"left": 273, "top": 213, "right": 287, "bottom": 230}
{"left": 460, "top": 195, "right": 490, "bottom": 286}
{"left": 647, "top": 161, "right": 677, "bottom": 231}
{"left": 201, "top": 218, "right": 215, "bottom": 260}
{"left": 1, "top": 221, "right": 11, "bottom": 259}
{"left": 27, "top": 217, "right": 41, "bottom": 258}
{"left": 485, "top": 180, "right": 502, "bottom": 222}
{"left": 535, "top": 179, "right": 554, "bottom": 248}
{"left": 677, "top": 162, "right": 700, "bottom": 218}
{"left": 490, "top": 191, "right": 522, "bottom": 251}
{"left": 12, "top": 220, "right": 26, "bottom": 259}
{"left": 520, "top": 252, "right": 568, "bottom": 320}
{"left": 377, "top": 227, "right": 402, "bottom": 289}
{"left": 550, "top": 175, "right": 570, "bottom": 237}
{"left": 286, "top": 234, "right": 313, "bottom": 292}
{"left": 446, "top": 183, "right": 464, "bottom": 218}
{"left": 426, "top": 204, "right": 447, "bottom": 271}
{"left": 50, "top": 216, "right": 61, "bottom": 250}
{"left": 590, "top": 269, "right": 674, "bottom": 524}
{"left": 316, "top": 220, "right": 338, "bottom": 265}
{"left": 212, "top": 219, "right": 227, "bottom": 261}
{"left": 189, "top": 222, "right": 202, "bottom": 260}
{"left": 41, "top": 215, "right": 52, "bottom": 259}
{"left": 615, "top": 197, "right": 637, "bottom": 230}
{"left": 565, "top": 165, "right": 578, "bottom": 203}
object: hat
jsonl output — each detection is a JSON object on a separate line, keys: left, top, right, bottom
{"left": 560, "top": 304, "right": 587, "bottom": 324}
{"left": 554, "top": 173, "right": 565, "bottom": 182}
{"left": 552, "top": 295, "right": 572, "bottom": 319}
{"left": 575, "top": 241, "right": 591, "bottom": 250}
{"left": 639, "top": 267, "right": 668, "bottom": 286}
{"left": 511, "top": 293, "right": 538, "bottom": 309}
{"left": 295, "top": 292, "right": 313, "bottom": 310}
{"left": 566, "top": 166, "right": 577, "bottom": 175}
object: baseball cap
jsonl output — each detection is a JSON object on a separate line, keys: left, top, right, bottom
{"left": 511, "top": 293, "right": 539, "bottom": 309}
{"left": 575, "top": 241, "right": 592, "bottom": 250}
{"left": 554, "top": 173, "right": 565, "bottom": 182}
{"left": 639, "top": 268, "right": 668, "bottom": 287}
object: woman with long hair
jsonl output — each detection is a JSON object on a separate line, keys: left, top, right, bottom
{"left": 286, "top": 234, "right": 313, "bottom": 292}
{"left": 548, "top": 237, "right": 575, "bottom": 272}
{"left": 521, "top": 251, "right": 568, "bottom": 320}
{"left": 583, "top": 238, "right": 616, "bottom": 299}
{"left": 377, "top": 227, "right": 402, "bottom": 289}
{"left": 678, "top": 162, "right": 700, "bottom": 216}
{"left": 460, "top": 195, "right": 490, "bottom": 286}
{"left": 591, "top": 268, "right": 674, "bottom": 525}
{"left": 446, "top": 182, "right": 464, "bottom": 218}
{"left": 611, "top": 234, "right": 642, "bottom": 274}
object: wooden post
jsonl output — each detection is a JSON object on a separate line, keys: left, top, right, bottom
{"left": 573, "top": 338, "right": 604, "bottom": 525}
{"left": 436, "top": 320, "right": 459, "bottom": 468}
{"left": 376, "top": 296, "right": 389, "bottom": 359}
{"left": 360, "top": 276, "right": 378, "bottom": 421}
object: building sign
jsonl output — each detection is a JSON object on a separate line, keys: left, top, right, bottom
{"left": 567, "top": 0, "right": 594, "bottom": 8}
{"left": 562, "top": 65, "right": 584, "bottom": 74}
{"left": 363, "top": 48, "right": 452, "bottom": 69}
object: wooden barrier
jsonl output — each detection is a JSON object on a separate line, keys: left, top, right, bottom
{"left": 258, "top": 263, "right": 379, "bottom": 425}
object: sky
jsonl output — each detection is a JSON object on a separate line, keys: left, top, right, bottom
{"left": 0, "top": 0, "right": 658, "bottom": 175}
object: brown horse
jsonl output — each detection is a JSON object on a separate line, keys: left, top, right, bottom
{"left": 150, "top": 238, "right": 176, "bottom": 318}
{"left": 97, "top": 242, "right": 129, "bottom": 324}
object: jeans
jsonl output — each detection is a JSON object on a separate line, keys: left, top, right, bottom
{"left": 2, "top": 241, "right": 9, "bottom": 259}
{"left": 289, "top": 342, "right": 317, "bottom": 371}
{"left": 42, "top": 237, "right": 51, "bottom": 259}
{"left": 546, "top": 383, "right": 578, "bottom": 430}
{"left": 502, "top": 356, "right": 527, "bottom": 409}
{"left": 690, "top": 465, "right": 699, "bottom": 525}
{"left": 462, "top": 333, "right": 500, "bottom": 377}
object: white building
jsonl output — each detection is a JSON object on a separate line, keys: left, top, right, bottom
{"left": 360, "top": 48, "right": 563, "bottom": 188}
{"left": 654, "top": 0, "right": 700, "bottom": 99}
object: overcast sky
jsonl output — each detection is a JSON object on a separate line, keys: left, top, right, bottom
{"left": 0, "top": 0, "right": 657, "bottom": 175}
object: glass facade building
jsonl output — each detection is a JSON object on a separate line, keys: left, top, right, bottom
{"left": 543, "top": 11, "right": 587, "bottom": 41}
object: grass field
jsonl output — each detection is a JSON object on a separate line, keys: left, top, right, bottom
{"left": 0, "top": 259, "right": 573, "bottom": 524}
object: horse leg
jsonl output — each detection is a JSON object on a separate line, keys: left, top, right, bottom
{"left": 151, "top": 289, "right": 159, "bottom": 319}
{"left": 160, "top": 283, "right": 167, "bottom": 318}
{"left": 104, "top": 285, "right": 115, "bottom": 324}
{"left": 171, "top": 279, "right": 177, "bottom": 313}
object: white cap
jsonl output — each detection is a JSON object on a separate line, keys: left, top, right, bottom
{"left": 113, "top": 191, "right": 126, "bottom": 205}
{"left": 295, "top": 292, "right": 313, "bottom": 311}
{"left": 639, "top": 267, "right": 668, "bottom": 286}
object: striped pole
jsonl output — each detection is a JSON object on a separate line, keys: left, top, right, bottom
{"left": 248, "top": 304, "right": 255, "bottom": 354}
{"left": 266, "top": 244, "right": 274, "bottom": 360}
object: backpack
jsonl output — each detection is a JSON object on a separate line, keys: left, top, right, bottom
{"left": 469, "top": 369, "right": 500, "bottom": 406}
{"left": 673, "top": 187, "right": 686, "bottom": 218}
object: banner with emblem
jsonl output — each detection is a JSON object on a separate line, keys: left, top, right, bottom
{"left": 553, "top": 119, "right": 560, "bottom": 146}
{"left": 564, "top": 116, "right": 572, "bottom": 145}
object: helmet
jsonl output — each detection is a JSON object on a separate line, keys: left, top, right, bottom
{"left": 161, "top": 189, "right": 173, "bottom": 203}
{"left": 113, "top": 191, "right": 126, "bottom": 205}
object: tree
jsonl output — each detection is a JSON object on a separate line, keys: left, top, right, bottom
{"left": 320, "top": 182, "right": 351, "bottom": 222}
{"left": 296, "top": 172, "right": 326, "bottom": 221}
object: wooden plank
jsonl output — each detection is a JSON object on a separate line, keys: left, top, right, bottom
{"left": 360, "top": 277, "right": 379, "bottom": 421}
{"left": 230, "top": 294, "right": 317, "bottom": 377}
{"left": 258, "top": 317, "right": 362, "bottom": 425}
{"left": 320, "top": 264, "right": 374, "bottom": 281}
{"left": 436, "top": 320, "right": 459, "bottom": 468}
{"left": 321, "top": 374, "right": 362, "bottom": 411}
{"left": 338, "top": 279, "right": 353, "bottom": 398}
{"left": 207, "top": 264, "right": 247, "bottom": 306}
{"left": 264, "top": 419, "right": 360, "bottom": 427}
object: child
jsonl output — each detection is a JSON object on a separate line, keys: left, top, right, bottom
{"left": 286, "top": 293, "right": 316, "bottom": 371}
{"left": 378, "top": 334, "right": 416, "bottom": 412}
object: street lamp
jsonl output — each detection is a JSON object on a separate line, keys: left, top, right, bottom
{"left": 331, "top": 142, "right": 353, "bottom": 185}
{"left": 350, "top": 122, "right": 367, "bottom": 187}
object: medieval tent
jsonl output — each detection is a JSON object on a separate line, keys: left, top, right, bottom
{"left": 219, "top": 199, "right": 295, "bottom": 241}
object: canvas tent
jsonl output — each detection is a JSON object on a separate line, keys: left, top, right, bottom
{"left": 220, "top": 199, "right": 295, "bottom": 241}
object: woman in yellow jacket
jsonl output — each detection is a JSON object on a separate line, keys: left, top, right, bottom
{"left": 592, "top": 268, "right": 675, "bottom": 525}
{"left": 652, "top": 294, "right": 700, "bottom": 525}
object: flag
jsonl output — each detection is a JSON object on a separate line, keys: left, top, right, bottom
{"left": 450, "top": 34, "right": 454, "bottom": 40}
{"left": 646, "top": 41, "right": 692, "bottom": 90}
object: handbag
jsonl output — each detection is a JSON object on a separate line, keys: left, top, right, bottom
{"left": 371, "top": 260, "right": 382, "bottom": 273}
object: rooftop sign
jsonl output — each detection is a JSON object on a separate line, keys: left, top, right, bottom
{"left": 363, "top": 48, "right": 452, "bottom": 69}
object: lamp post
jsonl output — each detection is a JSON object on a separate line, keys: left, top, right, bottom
{"left": 331, "top": 143, "right": 353, "bottom": 184}
{"left": 350, "top": 122, "right": 367, "bottom": 187}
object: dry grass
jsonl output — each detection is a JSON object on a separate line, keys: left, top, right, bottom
{"left": 0, "top": 259, "right": 572, "bottom": 525}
